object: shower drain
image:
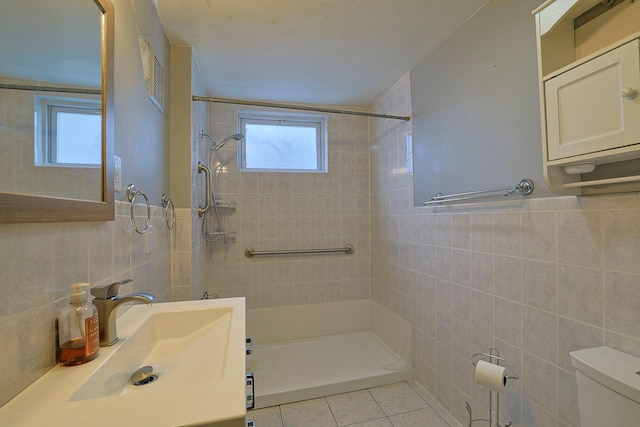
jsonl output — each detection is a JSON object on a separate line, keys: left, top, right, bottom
{"left": 129, "top": 365, "right": 158, "bottom": 386}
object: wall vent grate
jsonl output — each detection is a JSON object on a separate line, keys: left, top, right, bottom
{"left": 149, "top": 54, "right": 164, "bottom": 112}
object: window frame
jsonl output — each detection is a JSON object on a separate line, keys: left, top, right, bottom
{"left": 238, "top": 110, "right": 328, "bottom": 173}
{"left": 34, "top": 95, "right": 102, "bottom": 168}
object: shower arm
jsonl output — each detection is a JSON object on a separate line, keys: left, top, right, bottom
{"left": 212, "top": 133, "right": 244, "bottom": 151}
{"left": 200, "top": 131, "right": 244, "bottom": 152}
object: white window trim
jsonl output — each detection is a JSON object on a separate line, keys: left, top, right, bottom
{"left": 34, "top": 95, "right": 101, "bottom": 168}
{"left": 238, "top": 110, "right": 328, "bottom": 173}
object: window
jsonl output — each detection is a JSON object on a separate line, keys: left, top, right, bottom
{"left": 34, "top": 95, "right": 102, "bottom": 167}
{"left": 406, "top": 132, "right": 413, "bottom": 174}
{"left": 238, "top": 111, "right": 327, "bottom": 172}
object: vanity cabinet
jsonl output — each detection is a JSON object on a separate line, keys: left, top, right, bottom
{"left": 534, "top": 0, "right": 640, "bottom": 194}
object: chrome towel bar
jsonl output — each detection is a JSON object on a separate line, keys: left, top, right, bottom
{"left": 245, "top": 244, "right": 354, "bottom": 258}
{"left": 423, "top": 178, "right": 534, "bottom": 205}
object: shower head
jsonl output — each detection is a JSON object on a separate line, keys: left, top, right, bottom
{"left": 200, "top": 131, "right": 244, "bottom": 151}
{"left": 212, "top": 133, "right": 244, "bottom": 151}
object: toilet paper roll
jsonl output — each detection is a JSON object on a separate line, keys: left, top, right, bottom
{"left": 474, "top": 360, "right": 507, "bottom": 391}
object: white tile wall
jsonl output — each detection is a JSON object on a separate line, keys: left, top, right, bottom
{"left": 0, "top": 201, "right": 173, "bottom": 406}
{"left": 206, "top": 103, "right": 371, "bottom": 310}
{"left": 370, "top": 72, "right": 640, "bottom": 427}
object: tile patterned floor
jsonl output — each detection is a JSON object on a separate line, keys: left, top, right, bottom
{"left": 247, "top": 380, "right": 463, "bottom": 427}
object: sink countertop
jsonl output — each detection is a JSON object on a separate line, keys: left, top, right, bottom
{"left": 0, "top": 298, "right": 247, "bottom": 427}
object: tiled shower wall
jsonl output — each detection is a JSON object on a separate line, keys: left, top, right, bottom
{"left": 206, "top": 102, "right": 371, "bottom": 309}
{"left": 370, "top": 73, "right": 640, "bottom": 427}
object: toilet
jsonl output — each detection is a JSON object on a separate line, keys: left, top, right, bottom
{"left": 570, "top": 346, "right": 640, "bottom": 427}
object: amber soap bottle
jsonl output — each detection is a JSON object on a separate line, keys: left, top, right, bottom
{"left": 58, "top": 283, "right": 100, "bottom": 366}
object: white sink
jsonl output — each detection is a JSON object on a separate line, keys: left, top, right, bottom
{"left": 0, "top": 298, "right": 247, "bottom": 427}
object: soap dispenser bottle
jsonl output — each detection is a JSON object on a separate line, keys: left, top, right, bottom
{"left": 58, "top": 283, "right": 100, "bottom": 366}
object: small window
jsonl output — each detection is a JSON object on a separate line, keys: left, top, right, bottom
{"left": 238, "top": 111, "right": 327, "bottom": 172}
{"left": 406, "top": 132, "right": 413, "bottom": 174}
{"left": 34, "top": 95, "right": 102, "bottom": 167}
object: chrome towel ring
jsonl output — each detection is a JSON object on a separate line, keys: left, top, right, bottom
{"left": 161, "top": 194, "right": 175, "bottom": 230}
{"left": 127, "top": 184, "right": 150, "bottom": 234}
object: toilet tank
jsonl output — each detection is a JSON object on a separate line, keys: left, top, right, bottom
{"left": 570, "top": 346, "right": 640, "bottom": 427}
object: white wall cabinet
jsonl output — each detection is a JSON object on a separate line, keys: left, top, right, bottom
{"left": 545, "top": 39, "right": 640, "bottom": 160}
{"left": 534, "top": 0, "right": 640, "bottom": 195}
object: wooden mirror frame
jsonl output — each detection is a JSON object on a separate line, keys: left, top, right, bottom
{"left": 0, "top": 0, "right": 114, "bottom": 223}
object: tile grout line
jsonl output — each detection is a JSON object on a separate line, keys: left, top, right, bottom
{"left": 366, "top": 387, "right": 388, "bottom": 418}
{"left": 278, "top": 405, "right": 284, "bottom": 427}
{"left": 406, "top": 380, "right": 458, "bottom": 427}
{"left": 253, "top": 381, "right": 462, "bottom": 427}
{"left": 324, "top": 396, "right": 340, "bottom": 427}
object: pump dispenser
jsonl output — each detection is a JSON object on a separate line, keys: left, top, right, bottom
{"left": 58, "top": 283, "right": 100, "bottom": 366}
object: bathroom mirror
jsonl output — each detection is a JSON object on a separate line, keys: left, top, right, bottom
{"left": 0, "top": 0, "right": 114, "bottom": 223}
{"left": 410, "top": 0, "right": 554, "bottom": 206}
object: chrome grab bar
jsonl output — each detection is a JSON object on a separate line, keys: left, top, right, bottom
{"left": 197, "top": 162, "right": 212, "bottom": 217}
{"left": 423, "top": 178, "right": 534, "bottom": 205}
{"left": 245, "top": 244, "right": 354, "bottom": 258}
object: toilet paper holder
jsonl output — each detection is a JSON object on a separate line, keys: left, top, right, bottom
{"left": 471, "top": 351, "right": 519, "bottom": 380}
{"left": 466, "top": 348, "right": 518, "bottom": 427}
{"left": 471, "top": 351, "right": 504, "bottom": 367}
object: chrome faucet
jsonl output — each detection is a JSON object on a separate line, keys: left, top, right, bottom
{"left": 90, "top": 279, "right": 154, "bottom": 346}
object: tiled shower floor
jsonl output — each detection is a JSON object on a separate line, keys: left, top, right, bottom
{"left": 247, "top": 380, "right": 463, "bottom": 427}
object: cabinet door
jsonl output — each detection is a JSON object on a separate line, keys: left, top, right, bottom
{"left": 545, "top": 39, "right": 640, "bottom": 161}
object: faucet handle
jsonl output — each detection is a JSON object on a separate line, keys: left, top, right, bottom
{"left": 91, "top": 279, "right": 133, "bottom": 299}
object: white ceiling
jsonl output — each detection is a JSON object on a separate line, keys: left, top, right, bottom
{"left": 154, "top": 0, "right": 488, "bottom": 107}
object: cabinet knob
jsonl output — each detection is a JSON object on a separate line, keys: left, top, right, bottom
{"left": 621, "top": 87, "right": 638, "bottom": 99}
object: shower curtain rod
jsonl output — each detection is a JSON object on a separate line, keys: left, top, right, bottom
{"left": 0, "top": 82, "right": 100, "bottom": 95}
{"left": 192, "top": 95, "right": 411, "bottom": 121}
